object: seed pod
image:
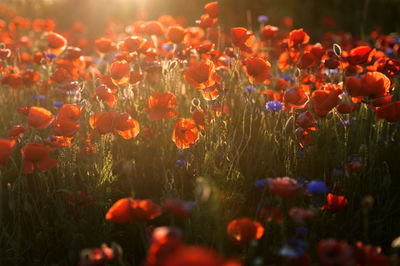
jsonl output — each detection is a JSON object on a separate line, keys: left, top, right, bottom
{"left": 333, "top": 43, "right": 342, "bottom": 57}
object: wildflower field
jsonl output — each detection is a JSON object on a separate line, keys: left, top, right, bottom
{"left": 1, "top": 0, "right": 400, "bottom": 265}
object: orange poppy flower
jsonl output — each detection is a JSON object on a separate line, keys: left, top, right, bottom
{"left": 267, "top": 177, "right": 298, "bottom": 197}
{"left": 227, "top": 218, "right": 264, "bottom": 245}
{"left": 19, "top": 106, "right": 55, "bottom": 130}
{"left": 289, "top": 28, "right": 310, "bottom": 47}
{"left": 105, "top": 198, "right": 162, "bottom": 224}
{"left": 21, "top": 142, "right": 58, "bottom": 174}
{"left": 172, "top": 118, "right": 200, "bottom": 149}
{"left": 110, "top": 60, "right": 130, "bottom": 85}
{"left": 163, "top": 198, "right": 194, "bottom": 219}
{"left": 201, "top": 85, "right": 220, "bottom": 100}
{"left": 166, "top": 26, "right": 186, "bottom": 44}
{"left": 296, "top": 127, "right": 312, "bottom": 148}
{"left": 337, "top": 102, "right": 359, "bottom": 114}
{"left": 231, "top": 27, "right": 254, "bottom": 52}
{"left": 183, "top": 60, "right": 217, "bottom": 90}
{"left": 145, "top": 92, "right": 179, "bottom": 121}
{"left": 0, "top": 138, "right": 15, "bottom": 169}
{"left": 245, "top": 57, "right": 271, "bottom": 84}
{"left": 321, "top": 193, "right": 348, "bottom": 213}
{"left": 204, "top": 2, "right": 218, "bottom": 18}
{"left": 376, "top": 101, "right": 400, "bottom": 122}
{"left": 93, "top": 84, "right": 117, "bottom": 108}
{"left": 95, "top": 38, "right": 116, "bottom": 54}
{"left": 311, "top": 83, "right": 342, "bottom": 117}
{"left": 47, "top": 32, "right": 67, "bottom": 56}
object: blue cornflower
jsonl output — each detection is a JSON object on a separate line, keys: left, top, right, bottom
{"left": 31, "top": 95, "right": 46, "bottom": 101}
{"left": 161, "top": 43, "right": 174, "bottom": 51}
{"left": 176, "top": 159, "right": 186, "bottom": 168}
{"left": 245, "top": 85, "right": 256, "bottom": 93}
{"left": 307, "top": 181, "right": 329, "bottom": 194}
{"left": 254, "top": 178, "right": 267, "bottom": 188}
{"left": 266, "top": 101, "right": 283, "bottom": 112}
{"left": 53, "top": 101, "right": 64, "bottom": 108}
{"left": 279, "top": 74, "right": 295, "bottom": 83}
{"left": 296, "top": 151, "right": 305, "bottom": 159}
{"left": 279, "top": 238, "right": 308, "bottom": 258}
{"left": 178, "top": 150, "right": 184, "bottom": 157}
{"left": 258, "top": 16, "right": 269, "bottom": 23}
{"left": 46, "top": 53, "right": 56, "bottom": 59}
{"left": 296, "top": 177, "right": 306, "bottom": 185}
{"left": 295, "top": 227, "right": 308, "bottom": 236}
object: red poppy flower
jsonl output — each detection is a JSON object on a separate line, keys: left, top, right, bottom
{"left": 347, "top": 46, "right": 374, "bottom": 65}
{"left": 157, "top": 245, "right": 228, "bottom": 266}
{"left": 296, "top": 127, "right": 311, "bottom": 148}
{"left": 117, "top": 36, "right": 144, "bottom": 53}
{"left": 89, "top": 112, "right": 140, "bottom": 139}
{"left": 196, "top": 14, "right": 217, "bottom": 29}
{"left": 346, "top": 72, "right": 390, "bottom": 98}
{"left": 289, "top": 28, "right": 310, "bottom": 47}
{"left": 7, "top": 125, "right": 28, "bottom": 140}
{"left": 267, "top": 177, "right": 298, "bottom": 197}
{"left": 204, "top": 2, "right": 218, "bottom": 18}
{"left": 227, "top": 218, "right": 264, "bottom": 245}
{"left": 47, "top": 32, "right": 67, "bottom": 56}
{"left": 1, "top": 73, "right": 23, "bottom": 90}
{"left": 183, "top": 60, "right": 217, "bottom": 90}
{"left": 146, "top": 227, "right": 184, "bottom": 266}
{"left": 110, "top": 60, "right": 130, "bottom": 85}
{"left": 192, "top": 109, "right": 211, "bottom": 130}
{"left": 231, "top": 27, "right": 254, "bottom": 52}
{"left": 317, "top": 239, "right": 354, "bottom": 266}
{"left": 355, "top": 242, "right": 390, "bottom": 266}
{"left": 19, "top": 106, "right": 55, "bottom": 130}
{"left": 78, "top": 244, "right": 115, "bottom": 266}
{"left": 142, "top": 21, "right": 165, "bottom": 36}
{"left": 0, "top": 138, "right": 15, "bottom": 169}
{"left": 145, "top": 92, "right": 179, "bottom": 121}
{"left": 245, "top": 57, "right": 271, "bottom": 84}
{"left": 337, "top": 102, "right": 359, "bottom": 114}
{"left": 166, "top": 26, "right": 186, "bottom": 44}
{"left": 322, "top": 193, "right": 348, "bottom": 213}
{"left": 95, "top": 38, "right": 116, "bottom": 54}
{"left": 296, "top": 111, "right": 317, "bottom": 130}
{"left": 262, "top": 25, "right": 279, "bottom": 40}
{"left": 93, "top": 84, "right": 117, "bottom": 108}
{"left": 298, "top": 51, "right": 316, "bottom": 69}
{"left": 172, "top": 118, "right": 200, "bottom": 149}
{"left": 284, "top": 87, "right": 308, "bottom": 108}
{"left": 21, "top": 142, "right": 58, "bottom": 174}
{"left": 163, "top": 198, "right": 194, "bottom": 219}
{"left": 376, "top": 101, "right": 400, "bottom": 122}
{"left": 289, "top": 207, "right": 315, "bottom": 225}
{"left": 311, "top": 83, "right": 342, "bottom": 117}
{"left": 105, "top": 198, "right": 162, "bottom": 224}
{"left": 202, "top": 84, "right": 220, "bottom": 100}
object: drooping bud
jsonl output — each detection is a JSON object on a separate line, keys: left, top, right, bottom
{"left": 333, "top": 43, "right": 342, "bottom": 57}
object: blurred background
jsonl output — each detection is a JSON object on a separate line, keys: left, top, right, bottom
{"left": 2, "top": 0, "right": 400, "bottom": 39}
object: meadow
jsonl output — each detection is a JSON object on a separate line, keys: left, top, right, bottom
{"left": 1, "top": 1, "right": 400, "bottom": 265}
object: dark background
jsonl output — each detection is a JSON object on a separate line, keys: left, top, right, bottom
{"left": 3, "top": 0, "right": 400, "bottom": 39}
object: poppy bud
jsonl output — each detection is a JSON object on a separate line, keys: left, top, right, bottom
{"left": 333, "top": 43, "right": 342, "bottom": 57}
{"left": 294, "top": 67, "right": 301, "bottom": 78}
{"left": 0, "top": 43, "right": 5, "bottom": 49}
